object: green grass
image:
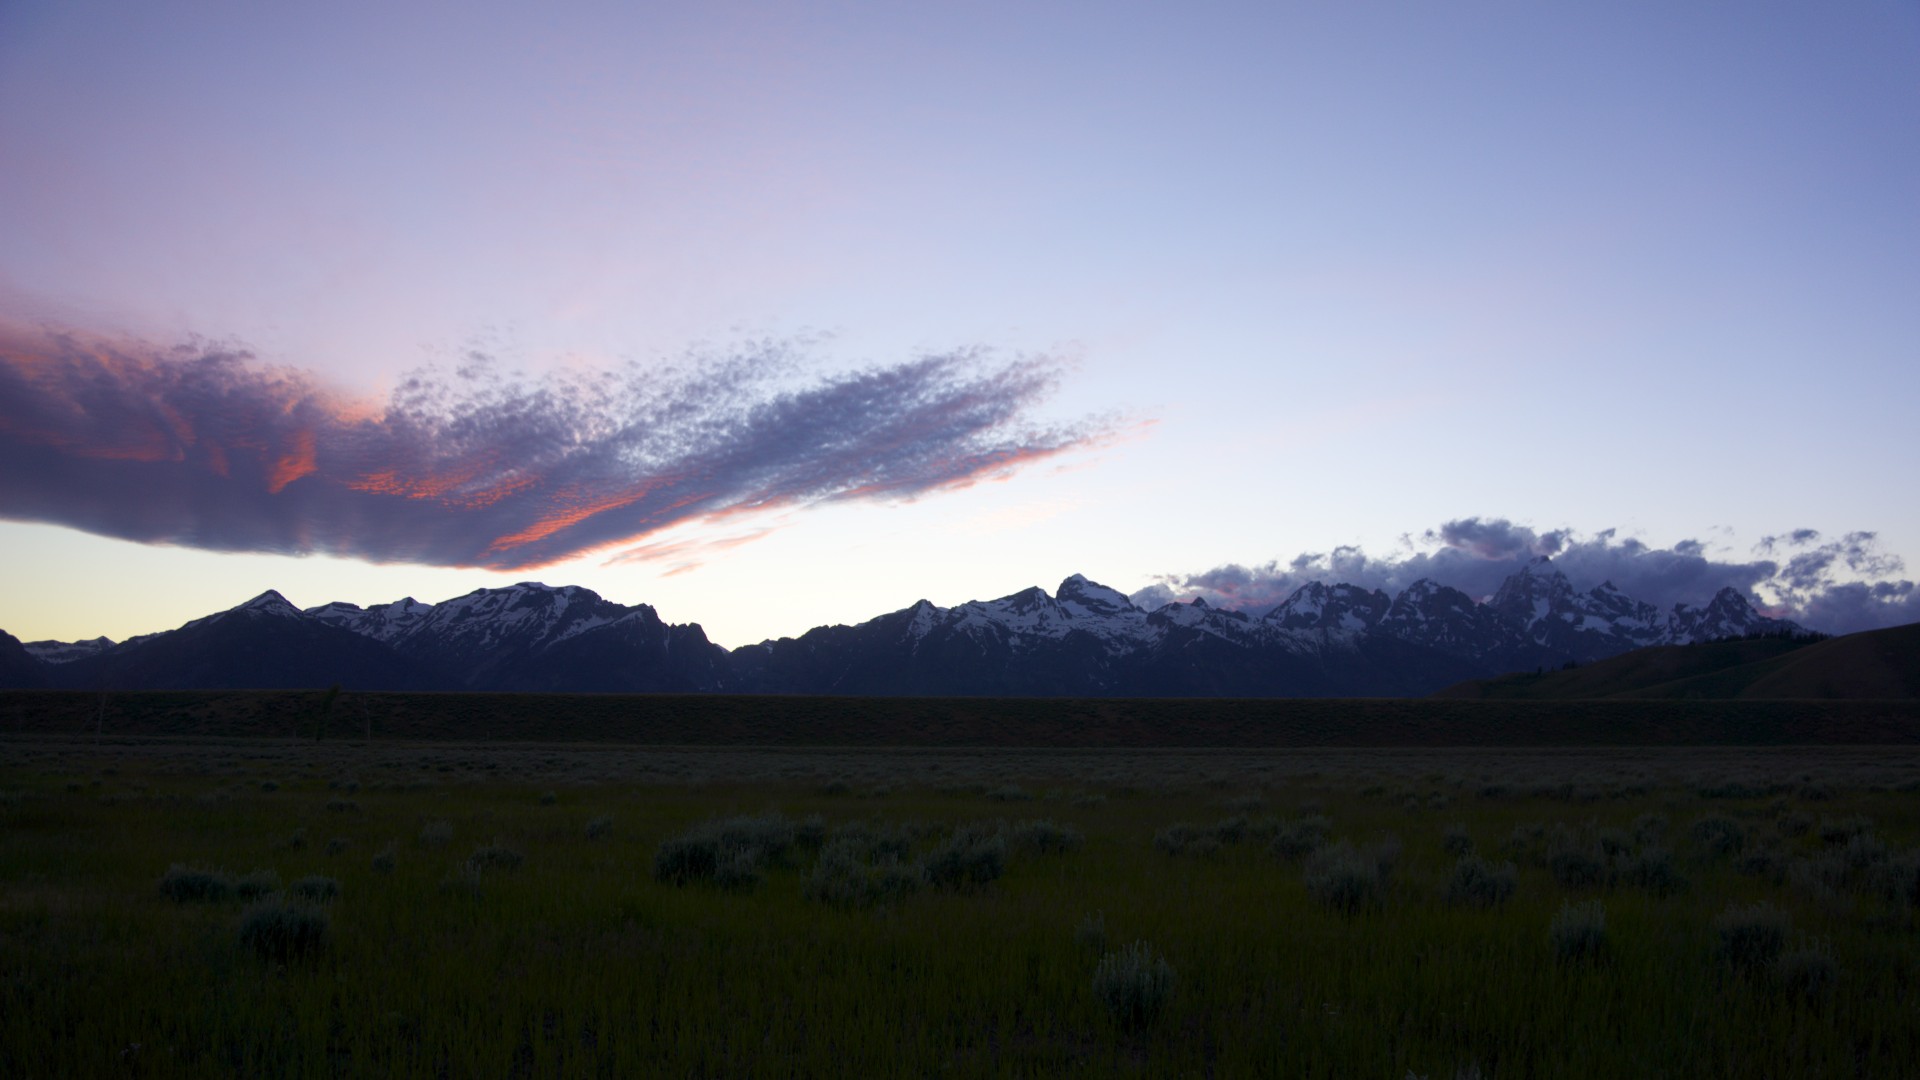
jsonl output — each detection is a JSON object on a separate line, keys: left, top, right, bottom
{"left": 3, "top": 737, "right": 1920, "bottom": 1075}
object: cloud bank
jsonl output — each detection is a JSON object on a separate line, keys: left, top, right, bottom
{"left": 1136, "top": 517, "right": 1920, "bottom": 635}
{"left": 0, "top": 321, "right": 1116, "bottom": 569}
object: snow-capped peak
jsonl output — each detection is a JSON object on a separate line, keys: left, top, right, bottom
{"left": 1056, "top": 574, "right": 1137, "bottom": 618}
{"left": 1265, "top": 582, "right": 1390, "bottom": 632}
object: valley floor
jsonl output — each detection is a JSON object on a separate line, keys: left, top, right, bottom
{"left": 4, "top": 738, "right": 1919, "bottom": 1076}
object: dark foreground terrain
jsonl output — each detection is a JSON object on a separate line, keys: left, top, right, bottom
{"left": 5, "top": 725, "right": 1920, "bottom": 1076}
{"left": 7, "top": 689, "right": 1920, "bottom": 746}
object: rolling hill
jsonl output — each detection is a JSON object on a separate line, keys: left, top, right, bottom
{"left": 1435, "top": 623, "right": 1920, "bottom": 700}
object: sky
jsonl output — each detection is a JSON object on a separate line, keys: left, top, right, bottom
{"left": 1, "top": 1, "right": 1917, "bottom": 648}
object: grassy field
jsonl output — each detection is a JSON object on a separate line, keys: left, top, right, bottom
{"left": 5, "top": 735, "right": 1920, "bottom": 1076}
{"left": 8, "top": 689, "right": 1920, "bottom": 745}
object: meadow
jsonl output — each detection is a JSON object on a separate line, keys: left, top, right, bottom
{"left": 5, "top": 734, "right": 1920, "bottom": 1077}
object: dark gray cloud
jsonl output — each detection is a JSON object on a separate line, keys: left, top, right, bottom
{"left": 0, "top": 321, "right": 1115, "bottom": 569}
{"left": 1136, "top": 517, "right": 1920, "bottom": 635}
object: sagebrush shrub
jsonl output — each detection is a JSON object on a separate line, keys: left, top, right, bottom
{"left": 1775, "top": 940, "right": 1837, "bottom": 1000}
{"left": 922, "top": 825, "right": 1006, "bottom": 891}
{"left": 239, "top": 900, "right": 329, "bottom": 962}
{"left": 1840, "top": 832, "right": 1889, "bottom": 874}
{"left": 371, "top": 846, "right": 396, "bottom": 874}
{"left": 585, "top": 816, "right": 613, "bottom": 841}
{"left": 654, "top": 814, "right": 796, "bottom": 885}
{"left": 467, "top": 843, "right": 524, "bottom": 873}
{"left": 1714, "top": 902, "right": 1790, "bottom": 971}
{"left": 1818, "top": 816, "right": 1873, "bottom": 846}
{"left": 1550, "top": 900, "right": 1607, "bottom": 963}
{"left": 1630, "top": 813, "right": 1668, "bottom": 845}
{"left": 1774, "top": 811, "right": 1813, "bottom": 839}
{"left": 795, "top": 814, "right": 827, "bottom": 850}
{"left": 1209, "top": 816, "right": 1248, "bottom": 844}
{"left": 1092, "top": 941, "right": 1175, "bottom": 1031}
{"left": 1690, "top": 816, "right": 1745, "bottom": 857}
{"left": 1503, "top": 823, "right": 1549, "bottom": 863}
{"left": 1303, "top": 841, "right": 1386, "bottom": 913}
{"left": 1074, "top": 911, "right": 1107, "bottom": 952}
{"left": 538, "top": 791, "right": 557, "bottom": 806}
{"left": 325, "top": 837, "right": 350, "bottom": 856}
{"left": 1155, "top": 824, "right": 1202, "bottom": 857}
{"left": 803, "top": 838, "right": 921, "bottom": 908}
{"left": 1441, "top": 823, "right": 1473, "bottom": 858}
{"left": 419, "top": 820, "right": 454, "bottom": 847}
{"left": 1733, "top": 845, "right": 1789, "bottom": 885}
{"left": 1443, "top": 856, "right": 1516, "bottom": 908}
{"left": 1615, "top": 846, "right": 1686, "bottom": 897}
{"left": 1878, "top": 850, "right": 1920, "bottom": 907}
{"left": 288, "top": 875, "right": 341, "bottom": 902}
{"left": 1011, "top": 819, "right": 1082, "bottom": 855}
{"left": 1269, "top": 816, "right": 1332, "bottom": 861}
{"left": 160, "top": 864, "right": 233, "bottom": 903}
{"left": 713, "top": 850, "right": 763, "bottom": 891}
{"left": 1548, "top": 839, "right": 1604, "bottom": 888}
{"left": 233, "top": 870, "right": 280, "bottom": 900}
{"left": 828, "top": 820, "right": 914, "bottom": 861}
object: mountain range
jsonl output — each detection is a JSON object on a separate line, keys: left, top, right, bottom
{"left": 2, "top": 558, "right": 1812, "bottom": 696}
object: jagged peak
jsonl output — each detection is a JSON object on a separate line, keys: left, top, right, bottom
{"left": 238, "top": 590, "right": 301, "bottom": 617}
{"left": 1056, "top": 574, "right": 1136, "bottom": 613}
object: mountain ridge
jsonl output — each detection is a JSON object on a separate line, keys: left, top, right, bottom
{"left": 4, "top": 559, "right": 1813, "bottom": 695}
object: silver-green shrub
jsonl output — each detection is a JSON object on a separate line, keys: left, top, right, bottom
{"left": 239, "top": 900, "right": 329, "bottom": 962}
{"left": 160, "top": 864, "right": 233, "bottom": 903}
{"left": 1012, "top": 819, "right": 1082, "bottom": 856}
{"left": 653, "top": 814, "right": 796, "bottom": 886}
{"left": 1269, "top": 815, "right": 1332, "bottom": 861}
{"left": 1443, "top": 856, "right": 1516, "bottom": 908}
{"left": 288, "top": 875, "right": 341, "bottom": 902}
{"left": 921, "top": 824, "right": 1006, "bottom": 891}
{"left": 1690, "top": 816, "right": 1745, "bottom": 857}
{"left": 1092, "top": 941, "right": 1175, "bottom": 1031}
{"left": 1775, "top": 940, "right": 1837, "bottom": 1000}
{"left": 1550, "top": 900, "right": 1607, "bottom": 963}
{"left": 804, "top": 837, "right": 922, "bottom": 909}
{"left": 1714, "top": 902, "right": 1790, "bottom": 971}
{"left": 1304, "top": 840, "right": 1387, "bottom": 913}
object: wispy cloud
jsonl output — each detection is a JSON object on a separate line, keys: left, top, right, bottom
{"left": 1136, "top": 516, "right": 1920, "bottom": 635}
{"left": 0, "top": 321, "right": 1119, "bottom": 569}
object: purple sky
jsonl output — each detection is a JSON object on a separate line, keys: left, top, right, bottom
{"left": 1, "top": 2, "right": 1917, "bottom": 645}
